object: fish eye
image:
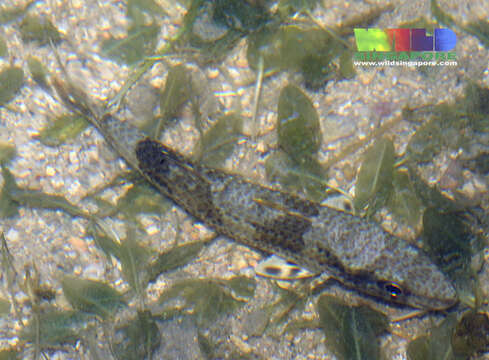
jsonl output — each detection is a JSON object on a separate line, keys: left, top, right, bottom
{"left": 383, "top": 282, "right": 403, "bottom": 299}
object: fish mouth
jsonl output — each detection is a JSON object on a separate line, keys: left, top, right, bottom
{"left": 424, "top": 296, "right": 459, "bottom": 311}
{"left": 415, "top": 286, "right": 459, "bottom": 311}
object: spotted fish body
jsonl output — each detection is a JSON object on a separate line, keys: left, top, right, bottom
{"left": 55, "top": 80, "right": 457, "bottom": 310}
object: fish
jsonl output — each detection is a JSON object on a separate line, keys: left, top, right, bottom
{"left": 53, "top": 77, "right": 458, "bottom": 311}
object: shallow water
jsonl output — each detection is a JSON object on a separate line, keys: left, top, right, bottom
{"left": 0, "top": 0, "right": 488, "bottom": 359}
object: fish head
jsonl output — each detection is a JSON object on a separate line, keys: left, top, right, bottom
{"left": 309, "top": 211, "right": 458, "bottom": 310}
{"left": 366, "top": 247, "right": 459, "bottom": 310}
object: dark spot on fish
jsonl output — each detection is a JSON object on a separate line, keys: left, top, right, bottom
{"left": 252, "top": 214, "right": 309, "bottom": 252}
{"left": 288, "top": 267, "right": 301, "bottom": 277}
{"left": 284, "top": 197, "right": 320, "bottom": 217}
{"left": 136, "top": 138, "right": 224, "bottom": 226}
{"left": 264, "top": 266, "right": 281, "bottom": 276}
{"left": 136, "top": 138, "right": 180, "bottom": 174}
{"left": 136, "top": 138, "right": 175, "bottom": 195}
{"left": 343, "top": 201, "right": 352, "bottom": 212}
{"left": 313, "top": 244, "right": 342, "bottom": 268}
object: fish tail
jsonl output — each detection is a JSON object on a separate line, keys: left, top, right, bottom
{"left": 51, "top": 76, "right": 101, "bottom": 122}
{"left": 52, "top": 75, "right": 146, "bottom": 170}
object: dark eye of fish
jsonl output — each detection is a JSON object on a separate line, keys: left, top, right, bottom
{"left": 383, "top": 282, "right": 404, "bottom": 299}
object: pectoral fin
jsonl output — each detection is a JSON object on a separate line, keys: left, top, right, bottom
{"left": 255, "top": 255, "right": 315, "bottom": 280}
{"left": 320, "top": 191, "right": 356, "bottom": 215}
